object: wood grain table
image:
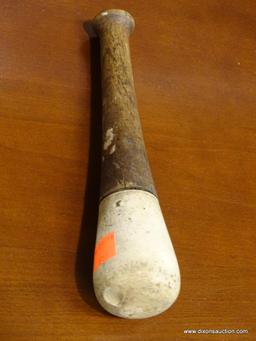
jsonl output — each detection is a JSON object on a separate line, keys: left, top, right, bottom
{"left": 0, "top": 1, "right": 255, "bottom": 340}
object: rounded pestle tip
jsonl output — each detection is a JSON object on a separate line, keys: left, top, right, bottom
{"left": 93, "top": 190, "right": 181, "bottom": 319}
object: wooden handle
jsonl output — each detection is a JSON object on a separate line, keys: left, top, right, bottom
{"left": 94, "top": 9, "right": 156, "bottom": 200}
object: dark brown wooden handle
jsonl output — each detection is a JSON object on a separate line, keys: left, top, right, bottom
{"left": 93, "top": 9, "right": 156, "bottom": 200}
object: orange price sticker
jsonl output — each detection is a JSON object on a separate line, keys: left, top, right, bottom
{"left": 93, "top": 231, "right": 116, "bottom": 272}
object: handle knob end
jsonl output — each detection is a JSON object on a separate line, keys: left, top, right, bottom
{"left": 93, "top": 9, "right": 135, "bottom": 34}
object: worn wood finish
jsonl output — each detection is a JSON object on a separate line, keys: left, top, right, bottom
{"left": 94, "top": 10, "right": 156, "bottom": 200}
{"left": 0, "top": 0, "right": 256, "bottom": 340}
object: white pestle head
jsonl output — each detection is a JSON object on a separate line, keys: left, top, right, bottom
{"left": 93, "top": 189, "right": 180, "bottom": 319}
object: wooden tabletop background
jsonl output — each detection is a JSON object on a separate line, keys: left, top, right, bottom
{"left": 0, "top": 1, "right": 255, "bottom": 340}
